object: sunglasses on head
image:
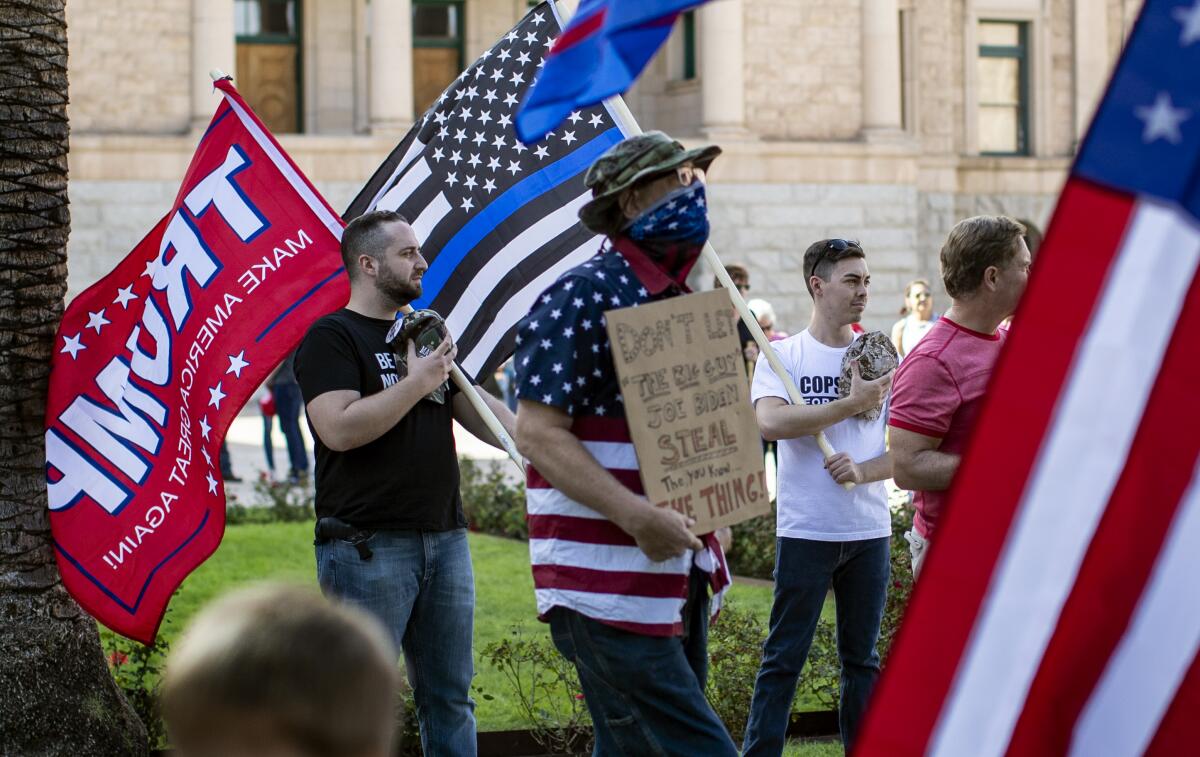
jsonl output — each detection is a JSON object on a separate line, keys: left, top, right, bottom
{"left": 808, "top": 238, "right": 858, "bottom": 277}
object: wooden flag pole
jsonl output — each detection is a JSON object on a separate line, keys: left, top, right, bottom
{"left": 402, "top": 321, "right": 524, "bottom": 474}
{"left": 536, "top": 14, "right": 853, "bottom": 489}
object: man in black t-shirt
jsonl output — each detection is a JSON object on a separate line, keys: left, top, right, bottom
{"left": 295, "top": 209, "right": 514, "bottom": 757}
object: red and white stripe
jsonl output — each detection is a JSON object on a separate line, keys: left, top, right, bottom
{"left": 526, "top": 416, "right": 730, "bottom": 636}
{"left": 856, "top": 182, "right": 1200, "bottom": 755}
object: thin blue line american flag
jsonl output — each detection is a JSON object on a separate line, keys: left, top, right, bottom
{"left": 345, "top": 2, "right": 630, "bottom": 381}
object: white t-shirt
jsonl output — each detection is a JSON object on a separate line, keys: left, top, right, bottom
{"left": 751, "top": 329, "right": 890, "bottom": 541}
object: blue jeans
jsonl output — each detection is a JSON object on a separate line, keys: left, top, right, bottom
{"left": 548, "top": 570, "right": 738, "bottom": 756}
{"left": 261, "top": 413, "right": 275, "bottom": 472}
{"left": 272, "top": 382, "right": 309, "bottom": 476}
{"left": 742, "top": 537, "right": 890, "bottom": 756}
{"left": 316, "top": 528, "right": 476, "bottom": 757}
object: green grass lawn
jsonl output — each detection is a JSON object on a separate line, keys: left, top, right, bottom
{"left": 103, "top": 521, "right": 837, "bottom": 749}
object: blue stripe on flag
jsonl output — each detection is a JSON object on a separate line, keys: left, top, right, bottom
{"left": 413, "top": 126, "right": 623, "bottom": 308}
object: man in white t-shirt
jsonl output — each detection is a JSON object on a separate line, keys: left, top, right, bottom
{"left": 742, "top": 239, "right": 894, "bottom": 756}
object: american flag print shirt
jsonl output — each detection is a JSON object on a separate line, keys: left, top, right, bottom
{"left": 514, "top": 243, "right": 731, "bottom": 637}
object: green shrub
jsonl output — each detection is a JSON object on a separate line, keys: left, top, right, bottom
{"left": 460, "top": 458, "right": 528, "bottom": 540}
{"left": 102, "top": 612, "right": 173, "bottom": 748}
{"left": 727, "top": 504, "right": 778, "bottom": 579}
{"left": 705, "top": 601, "right": 767, "bottom": 739}
{"left": 481, "top": 625, "right": 592, "bottom": 754}
{"left": 226, "top": 475, "right": 314, "bottom": 525}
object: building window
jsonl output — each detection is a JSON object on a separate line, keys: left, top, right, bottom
{"left": 977, "top": 20, "right": 1029, "bottom": 155}
{"left": 235, "top": 0, "right": 303, "bottom": 133}
{"left": 666, "top": 10, "right": 697, "bottom": 82}
{"left": 413, "top": 0, "right": 465, "bottom": 115}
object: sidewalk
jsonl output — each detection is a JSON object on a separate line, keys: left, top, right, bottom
{"left": 221, "top": 406, "right": 515, "bottom": 505}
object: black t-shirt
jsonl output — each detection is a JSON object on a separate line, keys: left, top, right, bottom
{"left": 295, "top": 308, "right": 464, "bottom": 531}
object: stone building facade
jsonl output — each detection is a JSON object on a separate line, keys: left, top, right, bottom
{"left": 65, "top": 0, "right": 1138, "bottom": 333}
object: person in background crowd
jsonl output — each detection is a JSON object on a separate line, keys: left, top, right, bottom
{"left": 890, "top": 279, "right": 937, "bottom": 359}
{"left": 161, "top": 584, "right": 398, "bottom": 757}
{"left": 748, "top": 298, "right": 789, "bottom": 342}
{"left": 258, "top": 387, "right": 277, "bottom": 477}
{"left": 515, "top": 131, "right": 737, "bottom": 756}
{"left": 268, "top": 349, "right": 310, "bottom": 485}
{"left": 742, "top": 238, "right": 895, "bottom": 756}
{"left": 295, "top": 209, "right": 515, "bottom": 757}
{"left": 218, "top": 441, "right": 241, "bottom": 484}
{"left": 715, "top": 263, "right": 759, "bottom": 367}
{"left": 889, "top": 216, "right": 1031, "bottom": 577}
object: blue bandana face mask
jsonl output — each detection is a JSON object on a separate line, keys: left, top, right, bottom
{"left": 625, "top": 182, "right": 710, "bottom": 246}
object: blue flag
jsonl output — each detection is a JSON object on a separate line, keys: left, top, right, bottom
{"left": 515, "top": 0, "right": 709, "bottom": 143}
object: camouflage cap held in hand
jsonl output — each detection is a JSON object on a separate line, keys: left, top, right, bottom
{"left": 578, "top": 130, "right": 721, "bottom": 234}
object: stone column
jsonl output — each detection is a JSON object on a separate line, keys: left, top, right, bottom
{"left": 370, "top": 0, "right": 414, "bottom": 135}
{"left": 1074, "top": 0, "right": 1109, "bottom": 143}
{"left": 191, "top": 0, "right": 236, "bottom": 130}
{"left": 861, "top": 0, "right": 903, "bottom": 135}
{"left": 699, "top": 0, "right": 747, "bottom": 138}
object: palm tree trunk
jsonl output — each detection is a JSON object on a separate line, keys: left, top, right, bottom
{"left": 0, "top": 2, "right": 148, "bottom": 753}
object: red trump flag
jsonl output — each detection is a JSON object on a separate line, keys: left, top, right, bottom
{"left": 45, "top": 79, "right": 349, "bottom": 643}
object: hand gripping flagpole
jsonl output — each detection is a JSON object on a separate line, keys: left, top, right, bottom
{"left": 545, "top": 4, "right": 852, "bottom": 489}
{"left": 401, "top": 305, "right": 525, "bottom": 473}
{"left": 208, "top": 70, "right": 524, "bottom": 474}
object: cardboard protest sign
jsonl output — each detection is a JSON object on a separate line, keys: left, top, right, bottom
{"left": 606, "top": 290, "right": 770, "bottom": 534}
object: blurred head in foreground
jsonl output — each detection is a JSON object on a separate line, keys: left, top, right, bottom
{"left": 162, "top": 583, "right": 398, "bottom": 757}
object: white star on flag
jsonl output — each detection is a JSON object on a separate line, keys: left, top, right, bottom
{"left": 86, "top": 309, "right": 110, "bottom": 334}
{"left": 60, "top": 333, "right": 85, "bottom": 359}
{"left": 568, "top": 111, "right": 582, "bottom": 124}
{"left": 201, "top": 446, "right": 213, "bottom": 467}
{"left": 206, "top": 472, "right": 218, "bottom": 495}
{"left": 461, "top": 196, "right": 476, "bottom": 211}
{"left": 1136, "top": 91, "right": 1191, "bottom": 144}
{"left": 534, "top": 145, "right": 549, "bottom": 159}
{"left": 199, "top": 415, "right": 212, "bottom": 440}
{"left": 226, "top": 351, "right": 249, "bottom": 377}
{"left": 589, "top": 113, "right": 604, "bottom": 127}
{"left": 141, "top": 259, "right": 156, "bottom": 278}
{"left": 112, "top": 285, "right": 137, "bottom": 309}
{"left": 208, "top": 382, "right": 226, "bottom": 408}
{"left": 1174, "top": 0, "right": 1200, "bottom": 45}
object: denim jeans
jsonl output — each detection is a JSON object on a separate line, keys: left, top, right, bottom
{"left": 261, "top": 413, "right": 276, "bottom": 472}
{"left": 742, "top": 537, "right": 890, "bottom": 756}
{"left": 316, "top": 528, "right": 476, "bottom": 757}
{"left": 272, "top": 382, "right": 309, "bottom": 476}
{"left": 547, "top": 569, "right": 737, "bottom": 757}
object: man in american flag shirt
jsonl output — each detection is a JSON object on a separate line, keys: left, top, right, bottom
{"left": 514, "top": 132, "right": 737, "bottom": 755}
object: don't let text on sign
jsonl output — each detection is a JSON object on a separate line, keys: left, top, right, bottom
{"left": 605, "top": 290, "right": 770, "bottom": 534}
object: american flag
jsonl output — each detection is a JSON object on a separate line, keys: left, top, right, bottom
{"left": 345, "top": 2, "right": 630, "bottom": 380}
{"left": 856, "top": 0, "right": 1200, "bottom": 754}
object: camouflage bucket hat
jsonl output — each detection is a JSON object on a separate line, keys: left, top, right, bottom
{"left": 578, "top": 130, "right": 721, "bottom": 234}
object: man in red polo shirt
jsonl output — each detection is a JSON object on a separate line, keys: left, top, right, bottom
{"left": 889, "top": 215, "right": 1031, "bottom": 576}
{"left": 514, "top": 132, "right": 737, "bottom": 755}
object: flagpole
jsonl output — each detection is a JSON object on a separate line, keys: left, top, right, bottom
{"left": 545, "top": 4, "right": 850, "bottom": 487}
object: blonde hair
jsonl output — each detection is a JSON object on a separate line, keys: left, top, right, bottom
{"left": 162, "top": 584, "right": 398, "bottom": 757}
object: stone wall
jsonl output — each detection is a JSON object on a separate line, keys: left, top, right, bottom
{"left": 305, "top": 0, "right": 358, "bottom": 134}
{"left": 743, "top": 0, "right": 864, "bottom": 141}
{"left": 67, "top": 0, "right": 192, "bottom": 134}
